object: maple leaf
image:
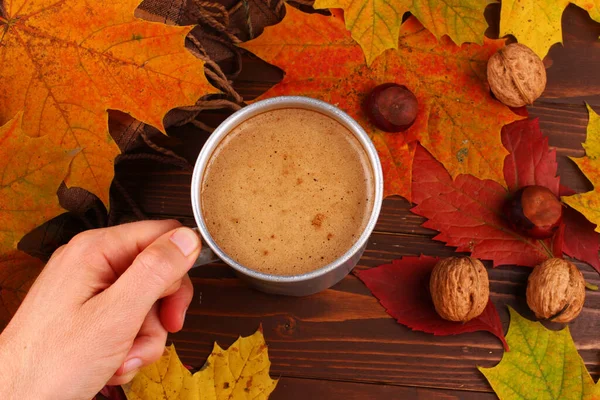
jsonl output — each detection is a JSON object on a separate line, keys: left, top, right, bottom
{"left": 563, "top": 206, "right": 600, "bottom": 274}
{"left": 556, "top": 185, "right": 600, "bottom": 273}
{"left": 502, "top": 118, "right": 560, "bottom": 195}
{"left": 122, "top": 328, "right": 278, "bottom": 400}
{"left": 500, "top": 0, "right": 600, "bottom": 59}
{"left": 355, "top": 255, "right": 508, "bottom": 349}
{"left": 0, "top": 112, "right": 76, "bottom": 255}
{"left": 479, "top": 307, "right": 600, "bottom": 399}
{"left": 413, "top": 117, "right": 600, "bottom": 270}
{"left": 411, "top": 143, "right": 557, "bottom": 267}
{"left": 564, "top": 104, "right": 600, "bottom": 233}
{"left": 240, "top": 5, "right": 520, "bottom": 200}
{"left": 314, "top": 0, "right": 494, "bottom": 65}
{"left": 0, "top": 251, "right": 44, "bottom": 331}
{"left": 503, "top": 118, "right": 600, "bottom": 272}
{"left": 0, "top": 0, "right": 218, "bottom": 206}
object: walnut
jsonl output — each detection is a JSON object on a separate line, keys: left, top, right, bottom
{"left": 487, "top": 43, "right": 546, "bottom": 107}
{"left": 429, "top": 257, "right": 490, "bottom": 322}
{"left": 526, "top": 258, "right": 585, "bottom": 323}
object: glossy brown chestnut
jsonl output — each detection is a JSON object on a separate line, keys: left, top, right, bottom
{"left": 364, "top": 83, "right": 418, "bottom": 132}
{"left": 504, "top": 185, "right": 563, "bottom": 239}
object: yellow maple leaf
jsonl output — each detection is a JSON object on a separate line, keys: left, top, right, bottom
{"left": 0, "top": 0, "right": 218, "bottom": 206}
{"left": 314, "top": 0, "right": 494, "bottom": 65}
{"left": 0, "top": 112, "right": 76, "bottom": 254}
{"left": 123, "top": 328, "right": 278, "bottom": 400}
{"left": 500, "top": 0, "right": 600, "bottom": 59}
{"left": 563, "top": 104, "right": 600, "bottom": 233}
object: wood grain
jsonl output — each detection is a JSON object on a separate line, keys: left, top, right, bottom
{"left": 166, "top": 233, "right": 600, "bottom": 392}
{"left": 109, "top": 4, "right": 600, "bottom": 398}
{"left": 271, "top": 377, "right": 496, "bottom": 399}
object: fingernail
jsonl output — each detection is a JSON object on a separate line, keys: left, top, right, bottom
{"left": 182, "top": 307, "right": 188, "bottom": 328}
{"left": 170, "top": 228, "right": 200, "bottom": 257}
{"left": 122, "top": 358, "right": 143, "bottom": 375}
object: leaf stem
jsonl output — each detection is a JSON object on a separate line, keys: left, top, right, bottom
{"left": 585, "top": 281, "right": 598, "bottom": 291}
{"left": 539, "top": 240, "right": 554, "bottom": 259}
{"left": 0, "top": 24, "right": 7, "bottom": 46}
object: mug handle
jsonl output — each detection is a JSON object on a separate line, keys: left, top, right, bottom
{"left": 192, "top": 227, "right": 220, "bottom": 267}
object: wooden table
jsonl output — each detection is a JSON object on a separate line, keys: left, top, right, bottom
{"left": 114, "top": 4, "right": 600, "bottom": 398}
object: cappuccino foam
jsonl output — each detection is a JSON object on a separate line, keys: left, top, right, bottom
{"left": 201, "top": 108, "right": 374, "bottom": 276}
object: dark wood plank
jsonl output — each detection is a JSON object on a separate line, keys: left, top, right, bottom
{"left": 165, "top": 231, "right": 600, "bottom": 392}
{"left": 271, "top": 377, "right": 496, "bottom": 399}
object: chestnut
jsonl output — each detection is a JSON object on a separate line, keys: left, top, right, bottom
{"left": 364, "top": 83, "right": 418, "bottom": 132}
{"left": 504, "top": 185, "right": 563, "bottom": 239}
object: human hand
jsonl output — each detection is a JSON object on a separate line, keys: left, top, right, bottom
{"left": 0, "top": 220, "right": 200, "bottom": 399}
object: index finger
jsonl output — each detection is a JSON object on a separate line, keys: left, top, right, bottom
{"left": 62, "top": 219, "right": 182, "bottom": 277}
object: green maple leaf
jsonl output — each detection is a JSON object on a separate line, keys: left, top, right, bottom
{"left": 479, "top": 307, "right": 600, "bottom": 399}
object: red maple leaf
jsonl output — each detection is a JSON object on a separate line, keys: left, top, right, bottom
{"left": 411, "top": 143, "right": 554, "bottom": 267}
{"left": 412, "top": 118, "right": 600, "bottom": 270}
{"left": 562, "top": 207, "right": 600, "bottom": 273}
{"left": 503, "top": 119, "right": 599, "bottom": 272}
{"left": 502, "top": 118, "right": 560, "bottom": 195}
{"left": 355, "top": 255, "right": 508, "bottom": 350}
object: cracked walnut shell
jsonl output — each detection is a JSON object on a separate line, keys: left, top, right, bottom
{"left": 526, "top": 258, "right": 585, "bottom": 323}
{"left": 487, "top": 43, "right": 546, "bottom": 107}
{"left": 430, "top": 257, "right": 490, "bottom": 322}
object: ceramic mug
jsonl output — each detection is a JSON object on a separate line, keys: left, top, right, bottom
{"left": 190, "top": 96, "right": 383, "bottom": 296}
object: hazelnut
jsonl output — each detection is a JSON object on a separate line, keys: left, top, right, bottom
{"left": 430, "top": 257, "right": 490, "bottom": 322}
{"left": 527, "top": 258, "right": 585, "bottom": 323}
{"left": 504, "top": 185, "right": 563, "bottom": 239}
{"left": 364, "top": 83, "right": 418, "bottom": 132}
{"left": 487, "top": 43, "right": 546, "bottom": 107}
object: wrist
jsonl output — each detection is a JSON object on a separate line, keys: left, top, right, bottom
{"left": 0, "top": 330, "right": 50, "bottom": 400}
{"left": 0, "top": 335, "right": 19, "bottom": 399}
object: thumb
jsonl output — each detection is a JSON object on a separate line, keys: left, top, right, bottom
{"left": 102, "top": 227, "right": 200, "bottom": 323}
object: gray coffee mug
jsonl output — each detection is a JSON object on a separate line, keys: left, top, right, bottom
{"left": 190, "top": 96, "right": 383, "bottom": 296}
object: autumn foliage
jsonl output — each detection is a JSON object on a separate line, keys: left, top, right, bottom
{"left": 0, "top": 0, "right": 217, "bottom": 206}
{"left": 242, "top": 5, "right": 520, "bottom": 201}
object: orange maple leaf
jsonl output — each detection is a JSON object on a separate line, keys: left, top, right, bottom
{"left": 241, "top": 5, "right": 521, "bottom": 200}
{"left": 0, "top": 112, "right": 75, "bottom": 255}
{"left": 0, "top": 251, "right": 44, "bottom": 331}
{"left": 0, "top": 0, "right": 218, "bottom": 205}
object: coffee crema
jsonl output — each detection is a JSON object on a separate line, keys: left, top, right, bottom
{"left": 201, "top": 108, "right": 375, "bottom": 276}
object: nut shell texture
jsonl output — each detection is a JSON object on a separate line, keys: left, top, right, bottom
{"left": 487, "top": 43, "right": 546, "bottom": 107}
{"left": 526, "top": 258, "right": 585, "bottom": 323}
{"left": 430, "top": 257, "right": 490, "bottom": 322}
